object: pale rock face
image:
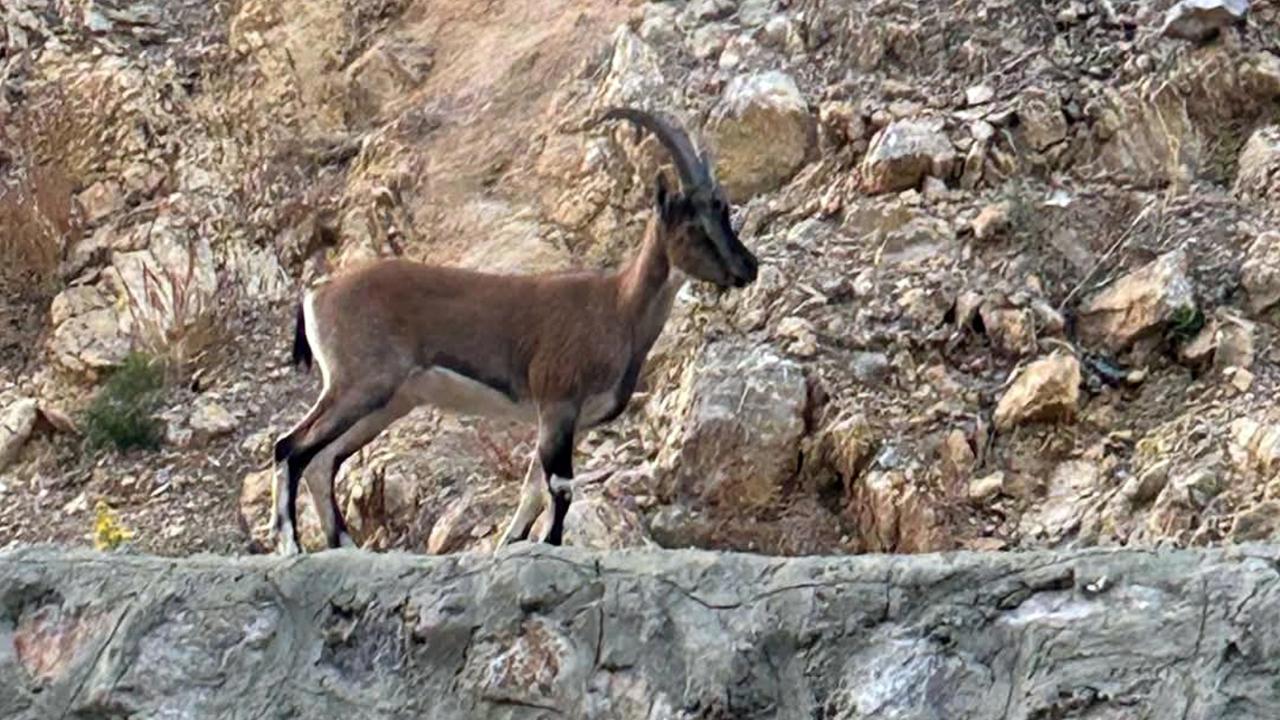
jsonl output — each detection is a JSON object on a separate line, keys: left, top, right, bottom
{"left": 860, "top": 119, "right": 957, "bottom": 194}
{"left": 1076, "top": 250, "right": 1196, "bottom": 353}
{"left": 1241, "top": 231, "right": 1280, "bottom": 314}
{"left": 671, "top": 341, "right": 807, "bottom": 514}
{"left": 707, "top": 70, "right": 812, "bottom": 201}
{"left": 994, "top": 353, "right": 1081, "bottom": 431}
{"left": 47, "top": 284, "right": 131, "bottom": 376}
{"left": 595, "top": 27, "right": 666, "bottom": 109}
{"left": 1161, "top": 0, "right": 1249, "bottom": 42}
{"left": 0, "top": 397, "right": 39, "bottom": 473}
{"left": 1234, "top": 125, "right": 1280, "bottom": 206}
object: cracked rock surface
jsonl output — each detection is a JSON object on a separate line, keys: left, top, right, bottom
{"left": 2, "top": 544, "right": 1279, "bottom": 718}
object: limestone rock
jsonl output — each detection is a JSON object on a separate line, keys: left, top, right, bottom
{"left": 0, "top": 398, "right": 38, "bottom": 473}
{"left": 1076, "top": 250, "right": 1195, "bottom": 352}
{"left": 673, "top": 342, "right": 807, "bottom": 513}
{"left": 111, "top": 226, "right": 219, "bottom": 366}
{"left": 6, "top": 545, "right": 1280, "bottom": 717}
{"left": 994, "top": 353, "right": 1081, "bottom": 430}
{"left": 979, "top": 298, "right": 1037, "bottom": 357}
{"left": 428, "top": 494, "right": 501, "bottom": 555}
{"left": 706, "top": 70, "right": 811, "bottom": 201}
{"left": 860, "top": 119, "right": 957, "bottom": 194}
{"left": 1241, "top": 230, "right": 1280, "bottom": 313}
{"left": 47, "top": 284, "right": 131, "bottom": 376}
{"left": 969, "top": 471, "right": 1005, "bottom": 503}
{"left": 1233, "top": 125, "right": 1280, "bottom": 206}
{"left": 1161, "top": 0, "right": 1249, "bottom": 42}
{"left": 1180, "top": 310, "right": 1254, "bottom": 374}
{"left": 1228, "top": 418, "right": 1280, "bottom": 479}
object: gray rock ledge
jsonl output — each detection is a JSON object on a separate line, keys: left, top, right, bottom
{"left": 2, "top": 544, "right": 1278, "bottom": 718}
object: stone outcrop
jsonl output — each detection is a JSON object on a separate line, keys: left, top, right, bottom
{"left": 860, "top": 119, "right": 956, "bottom": 194}
{"left": 2, "top": 545, "right": 1279, "bottom": 718}
{"left": 670, "top": 342, "right": 807, "bottom": 514}
{"left": 706, "top": 70, "right": 811, "bottom": 201}
{"left": 1076, "top": 250, "right": 1196, "bottom": 353}
{"left": 994, "top": 353, "right": 1081, "bottom": 430}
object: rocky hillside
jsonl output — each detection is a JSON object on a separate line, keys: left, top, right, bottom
{"left": 1, "top": 0, "right": 1279, "bottom": 557}
{"left": 3, "top": 544, "right": 1279, "bottom": 718}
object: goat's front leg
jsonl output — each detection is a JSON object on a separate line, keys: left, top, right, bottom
{"left": 493, "top": 452, "right": 545, "bottom": 553}
{"left": 536, "top": 403, "right": 579, "bottom": 546}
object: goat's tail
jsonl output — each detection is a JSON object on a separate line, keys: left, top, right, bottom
{"left": 291, "top": 302, "right": 313, "bottom": 371}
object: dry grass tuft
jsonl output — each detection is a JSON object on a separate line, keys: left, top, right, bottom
{"left": 120, "top": 243, "right": 232, "bottom": 383}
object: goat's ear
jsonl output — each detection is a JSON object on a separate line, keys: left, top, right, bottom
{"left": 653, "top": 171, "right": 673, "bottom": 220}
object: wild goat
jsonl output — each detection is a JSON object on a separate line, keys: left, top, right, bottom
{"left": 270, "top": 107, "right": 759, "bottom": 555}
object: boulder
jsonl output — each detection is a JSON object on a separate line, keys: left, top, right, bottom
{"left": 994, "top": 353, "right": 1081, "bottom": 430}
{"left": 706, "top": 70, "right": 811, "bottom": 201}
{"left": 1076, "top": 250, "right": 1195, "bottom": 352}
{"left": 860, "top": 119, "right": 957, "bottom": 194}
{"left": 562, "top": 494, "right": 652, "bottom": 550}
{"left": 1241, "top": 230, "right": 1280, "bottom": 313}
{"left": 427, "top": 493, "right": 502, "bottom": 555}
{"left": 1161, "top": 0, "right": 1249, "bottom": 42}
{"left": 672, "top": 342, "right": 807, "bottom": 513}
{"left": 0, "top": 398, "right": 38, "bottom": 473}
{"left": 1233, "top": 125, "right": 1280, "bottom": 206}
{"left": 47, "top": 284, "right": 131, "bottom": 376}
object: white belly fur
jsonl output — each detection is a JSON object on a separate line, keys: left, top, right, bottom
{"left": 401, "top": 367, "right": 537, "bottom": 423}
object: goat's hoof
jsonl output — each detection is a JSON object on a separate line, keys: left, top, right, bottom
{"left": 336, "top": 532, "right": 358, "bottom": 550}
{"left": 275, "top": 538, "right": 302, "bottom": 557}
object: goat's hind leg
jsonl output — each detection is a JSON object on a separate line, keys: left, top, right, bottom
{"left": 303, "top": 396, "right": 414, "bottom": 550}
{"left": 272, "top": 383, "right": 397, "bottom": 554}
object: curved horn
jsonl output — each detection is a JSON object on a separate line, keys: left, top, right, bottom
{"left": 600, "top": 107, "right": 711, "bottom": 191}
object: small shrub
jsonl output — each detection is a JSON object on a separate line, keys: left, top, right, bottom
{"left": 83, "top": 353, "right": 166, "bottom": 452}
{"left": 1169, "top": 304, "right": 1206, "bottom": 343}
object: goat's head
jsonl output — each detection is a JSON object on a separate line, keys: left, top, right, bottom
{"left": 602, "top": 107, "right": 759, "bottom": 289}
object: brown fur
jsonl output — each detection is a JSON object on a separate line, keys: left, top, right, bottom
{"left": 271, "top": 153, "right": 759, "bottom": 554}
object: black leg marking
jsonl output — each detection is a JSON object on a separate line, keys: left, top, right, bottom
{"left": 539, "top": 411, "right": 576, "bottom": 547}
{"left": 276, "top": 388, "right": 395, "bottom": 550}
